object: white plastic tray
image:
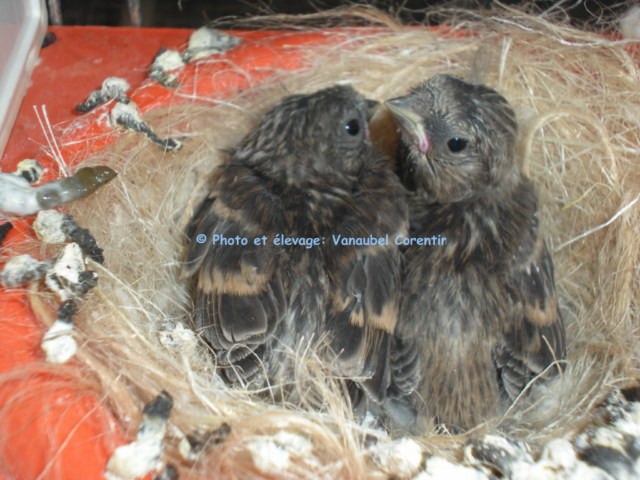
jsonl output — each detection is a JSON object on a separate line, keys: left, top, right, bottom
{"left": 0, "top": 0, "right": 47, "bottom": 160}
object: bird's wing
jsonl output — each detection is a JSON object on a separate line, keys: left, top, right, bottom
{"left": 327, "top": 245, "right": 405, "bottom": 402}
{"left": 182, "top": 184, "right": 286, "bottom": 383}
{"left": 323, "top": 162, "right": 414, "bottom": 405}
{"left": 495, "top": 234, "right": 566, "bottom": 399}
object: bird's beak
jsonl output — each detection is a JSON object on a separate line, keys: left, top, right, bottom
{"left": 365, "top": 99, "right": 380, "bottom": 122}
{"left": 385, "top": 97, "right": 430, "bottom": 154}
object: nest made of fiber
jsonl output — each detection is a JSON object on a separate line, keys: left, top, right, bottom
{"left": 26, "top": 6, "right": 640, "bottom": 479}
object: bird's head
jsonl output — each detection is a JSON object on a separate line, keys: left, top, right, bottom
{"left": 386, "top": 74, "right": 518, "bottom": 203}
{"left": 235, "top": 84, "right": 378, "bottom": 184}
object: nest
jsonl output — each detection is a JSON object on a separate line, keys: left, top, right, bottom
{"left": 13, "top": 6, "right": 640, "bottom": 479}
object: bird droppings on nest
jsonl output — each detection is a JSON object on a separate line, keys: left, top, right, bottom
{"left": 178, "top": 422, "right": 231, "bottom": 462}
{"left": 246, "top": 438, "right": 291, "bottom": 475}
{"left": 0, "top": 166, "right": 116, "bottom": 216}
{"left": 34, "top": 209, "right": 68, "bottom": 243}
{"left": 1, "top": 242, "right": 97, "bottom": 364}
{"left": 246, "top": 430, "right": 316, "bottom": 476}
{"left": 574, "top": 389, "right": 640, "bottom": 479}
{"left": 369, "top": 437, "right": 424, "bottom": 478}
{"left": 0, "top": 254, "right": 52, "bottom": 287}
{"left": 42, "top": 243, "right": 97, "bottom": 363}
{"left": 106, "top": 390, "right": 174, "bottom": 480}
{"left": 44, "top": 242, "right": 97, "bottom": 301}
{"left": 0, "top": 163, "right": 111, "bottom": 360}
{"left": 0, "top": 222, "right": 12, "bottom": 246}
{"left": 33, "top": 210, "right": 104, "bottom": 264}
{"left": 537, "top": 439, "right": 583, "bottom": 475}
{"left": 12, "top": 158, "right": 45, "bottom": 184}
{"left": 41, "top": 299, "right": 79, "bottom": 364}
{"left": 158, "top": 321, "right": 198, "bottom": 356}
{"left": 419, "top": 456, "right": 489, "bottom": 480}
{"left": 183, "top": 26, "right": 242, "bottom": 62}
{"left": 149, "top": 49, "right": 186, "bottom": 87}
{"left": 464, "top": 435, "right": 534, "bottom": 478}
{"left": 75, "top": 76, "right": 131, "bottom": 113}
{"left": 111, "top": 101, "right": 182, "bottom": 151}
{"left": 58, "top": 215, "right": 105, "bottom": 263}
{"left": 0, "top": 158, "right": 46, "bottom": 213}
{"left": 403, "top": 388, "right": 640, "bottom": 479}
{"left": 149, "top": 27, "right": 242, "bottom": 87}
{"left": 34, "top": 209, "right": 106, "bottom": 263}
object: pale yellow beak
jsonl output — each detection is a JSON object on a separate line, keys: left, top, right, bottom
{"left": 385, "top": 97, "right": 430, "bottom": 154}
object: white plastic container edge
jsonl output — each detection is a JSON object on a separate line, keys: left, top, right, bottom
{"left": 0, "top": 0, "right": 48, "bottom": 161}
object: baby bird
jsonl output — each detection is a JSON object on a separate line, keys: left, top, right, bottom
{"left": 386, "top": 74, "right": 566, "bottom": 430}
{"left": 182, "top": 85, "right": 408, "bottom": 411}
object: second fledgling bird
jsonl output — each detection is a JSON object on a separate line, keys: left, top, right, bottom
{"left": 386, "top": 74, "right": 566, "bottom": 431}
{"left": 182, "top": 85, "right": 410, "bottom": 413}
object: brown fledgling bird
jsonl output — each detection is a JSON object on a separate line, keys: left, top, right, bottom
{"left": 386, "top": 74, "right": 566, "bottom": 431}
{"left": 182, "top": 85, "right": 409, "bottom": 412}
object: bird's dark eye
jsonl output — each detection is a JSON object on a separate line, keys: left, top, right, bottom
{"left": 345, "top": 119, "right": 360, "bottom": 136}
{"left": 447, "top": 137, "right": 468, "bottom": 153}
